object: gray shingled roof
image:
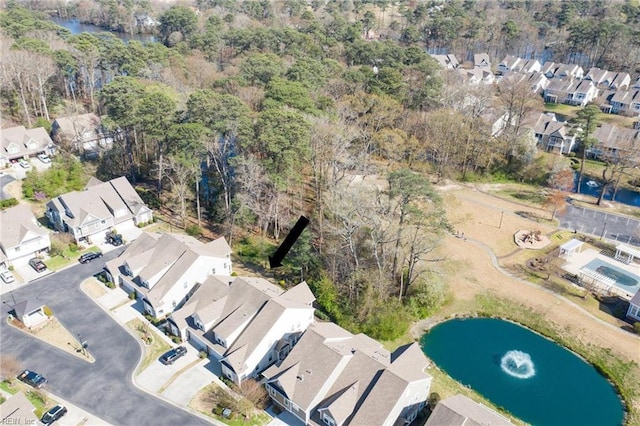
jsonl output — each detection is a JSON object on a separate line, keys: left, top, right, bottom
{"left": 0, "top": 204, "right": 48, "bottom": 250}
{"left": 1, "top": 126, "right": 54, "bottom": 160}
{"left": 426, "top": 394, "right": 512, "bottom": 426}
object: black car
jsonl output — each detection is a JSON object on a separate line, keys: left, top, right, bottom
{"left": 28, "top": 258, "right": 47, "bottom": 273}
{"left": 160, "top": 346, "right": 187, "bottom": 365}
{"left": 41, "top": 405, "right": 67, "bottom": 424}
{"left": 17, "top": 370, "right": 47, "bottom": 388}
{"left": 79, "top": 251, "right": 103, "bottom": 264}
{"left": 105, "top": 230, "right": 123, "bottom": 246}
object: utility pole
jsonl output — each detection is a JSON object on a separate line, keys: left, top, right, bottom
{"left": 499, "top": 211, "right": 504, "bottom": 229}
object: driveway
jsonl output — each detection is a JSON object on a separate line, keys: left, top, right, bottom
{"left": 0, "top": 251, "right": 212, "bottom": 426}
{"left": 0, "top": 173, "right": 15, "bottom": 200}
{"left": 558, "top": 204, "right": 640, "bottom": 246}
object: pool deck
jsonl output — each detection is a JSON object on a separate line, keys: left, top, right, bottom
{"left": 561, "top": 248, "right": 640, "bottom": 299}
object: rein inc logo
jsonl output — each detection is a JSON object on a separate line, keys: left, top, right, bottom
{"left": 0, "top": 417, "right": 37, "bottom": 425}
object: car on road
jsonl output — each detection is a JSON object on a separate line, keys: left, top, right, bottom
{"left": 78, "top": 251, "right": 103, "bottom": 264}
{"left": 18, "top": 159, "right": 31, "bottom": 168}
{"left": 37, "top": 153, "right": 52, "bottom": 164}
{"left": 0, "top": 269, "right": 15, "bottom": 283}
{"left": 17, "top": 370, "right": 47, "bottom": 388}
{"left": 160, "top": 346, "right": 187, "bottom": 365}
{"left": 41, "top": 404, "right": 67, "bottom": 424}
{"left": 29, "top": 258, "right": 47, "bottom": 273}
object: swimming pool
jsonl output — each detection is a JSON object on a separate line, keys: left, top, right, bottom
{"left": 584, "top": 258, "right": 640, "bottom": 294}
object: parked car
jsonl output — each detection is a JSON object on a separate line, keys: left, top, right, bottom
{"left": 160, "top": 346, "right": 187, "bottom": 365}
{"left": 41, "top": 404, "right": 67, "bottom": 424}
{"left": 37, "top": 153, "right": 52, "bottom": 164}
{"left": 18, "top": 159, "right": 30, "bottom": 168}
{"left": 78, "top": 251, "right": 103, "bottom": 264}
{"left": 105, "top": 230, "right": 123, "bottom": 246}
{"left": 0, "top": 269, "right": 15, "bottom": 283}
{"left": 17, "top": 370, "right": 47, "bottom": 388}
{"left": 28, "top": 258, "right": 47, "bottom": 273}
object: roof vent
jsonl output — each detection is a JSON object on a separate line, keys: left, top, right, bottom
{"left": 296, "top": 375, "right": 304, "bottom": 382}
{"left": 305, "top": 369, "right": 312, "bottom": 375}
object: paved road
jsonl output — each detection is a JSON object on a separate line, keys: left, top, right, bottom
{"left": 0, "top": 251, "right": 211, "bottom": 426}
{"left": 558, "top": 204, "right": 640, "bottom": 246}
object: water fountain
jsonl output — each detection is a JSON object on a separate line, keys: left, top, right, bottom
{"left": 500, "top": 350, "right": 536, "bottom": 379}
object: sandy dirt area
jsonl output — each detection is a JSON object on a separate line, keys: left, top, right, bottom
{"left": 419, "top": 184, "right": 640, "bottom": 366}
{"left": 9, "top": 316, "right": 94, "bottom": 363}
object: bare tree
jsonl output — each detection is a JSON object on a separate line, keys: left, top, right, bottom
{"left": 0, "top": 356, "right": 22, "bottom": 385}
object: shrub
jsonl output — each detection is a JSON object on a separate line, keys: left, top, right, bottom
{"left": 0, "top": 198, "right": 18, "bottom": 209}
{"left": 129, "top": 292, "right": 136, "bottom": 300}
{"left": 634, "top": 322, "right": 640, "bottom": 335}
{"left": 171, "top": 336, "right": 182, "bottom": 344}
{"left": 7, "top": 266, "right": 14, "bottom": 271}
{"left": 198, "top": 351, "right": 208, "bottom": 359}
{"left": 186, "top": 224, "right": 202, "bottom": 237}
{"left": 0, "top": 356, "right": 22, "bottom": 384}
{"left": 68, "top": 242, "right": 78, "bottom": 252}
{"left": 428, "top": 392, "right": 441, "bottom": 409}
{"left": 105, "top": 282, "right": 115, "bottom": 289}
{"left": 43, "top": 306, "right": 53, "bottom": 316}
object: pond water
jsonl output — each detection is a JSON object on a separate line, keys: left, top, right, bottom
{"left": 50, "top": 17, "right": 157, "bottom": 43}
{"left": 421, "top": 318, "right": 624, "bottom": 425}
{"left": 575, "top": 177, "right": 640, "bottom": 207}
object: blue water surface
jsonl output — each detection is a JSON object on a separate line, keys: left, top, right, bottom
{"left": 421, "top": 318, "right": 624, "bottom": 426}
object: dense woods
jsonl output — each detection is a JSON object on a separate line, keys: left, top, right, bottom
{"left": 2, "top": 0, "right": 640, "bottom": 339}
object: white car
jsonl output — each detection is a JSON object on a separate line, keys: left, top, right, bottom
{"left": 37, "top": 153, "right": 51, "bottom": 163}
{"left": 18, "top": 159, "right": 30, "bottom": 168}
{"left": 0, "top": 270, "right": 15, "bottom": 284}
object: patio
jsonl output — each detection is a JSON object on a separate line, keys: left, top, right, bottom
{"left": 561, "top": 247, "right": 640, "bottom": 300}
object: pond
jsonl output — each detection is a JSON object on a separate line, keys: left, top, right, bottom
{"left": 421, "top": 318, "right": 624, "bottom": 425}
{"left": 575, "top": 177, "right": 640, "bottom": 208}
{"left": 50, "top": 17, "right": 157, "bottom": 43}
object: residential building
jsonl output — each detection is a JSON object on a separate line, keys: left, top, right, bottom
{"left": 458, "top": 67, "right": 495, "bottom": 85}
{"left": 627, "top": 289, "right": 640, "bottom": 322}
{"left": 0, "top": 126, "right": 56, "bottom": 168}
{"left": 497, "top": 55, "right": 540, "bottom": 75}
{"left": 51, "top": 113, "right": 113, "bottom": 153}
{"left": 264, "top": 322, "right": 432, "bottom": 426}
{"left": 46, "top": 176, "right": 152, "bottom": 244}
{"left": 0, "top": 204, "right": 50, "bottom": 268}
{"left": 543, "top": 79, "right": 597, "bottom": 106}
{"left": 430, "top": 54, "right": 459, "bottom": 69}
{"left": 541, "top": 62, "right": 583, "bottom": 80}
{"left": 501, "top": 71, "right": 549, "bottom": 94}
{"left": 105, "top": 232, "right": 232, "bottom": 318}
{"left": 10, "top": 299, "right": 48, "bottom": 328}
{"left": 584, "top": 68, "right": 631, "bottom": 90}
{"left": 168, "top": 275, "right": 315, "bottom": 385}
{"left": 633, "top": 77, "right": 640, "bottom": 89}
{"left": 0, "top": 392, "right": 40, "bottom": 425}
{"left": 609, "top": 90, "right": 640, "bottom": 116}
{"left": 589, "top": 123, "right": 640, "bottom": 160}
{"left": 531, "top": 112, "right": 577, "bottom": 154}
{"left": 426, "top": 394, "right": 512, "bottom": 426}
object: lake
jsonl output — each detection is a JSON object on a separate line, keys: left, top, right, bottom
{"left": 50, "top": 17, "right": 157, "bottom": 43}
{"left": 421, "top": 318, "right": 624, "bottom": 425}
{"left": 576, "top": 177, "right": 640, "bottom": 207}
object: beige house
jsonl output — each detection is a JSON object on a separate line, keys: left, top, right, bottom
{"left": 0, "top": 204, "right": 50, "bottom": 268}
{"left": 264, "top": 321, "right": 432, "bottom": 426}
{"left": 0, "top": 126, "right": 56, "bottom": 168}
{"left": 46, "top": 176, "right": 152, "bottom": 244}
{"left": 169, "top": 276, "right": 315, "bottom": 385}
{"left": 51, "top": 113, "right": 113, "bottom": 153}
{"left": 105, "top": 232, "right": 232, "bottom": 319}
{"left": 426, "top": 394, "right": 512, "bottom": 426}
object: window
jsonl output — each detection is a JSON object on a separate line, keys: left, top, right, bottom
{"left": 184, "top": 282, "right": 188, "bottom": 289}
{"left": 172, "top": 300, "right": 177, "bottom": 309}
{"left": 322, "top": 413, "right": 335, "bottom": 426}
{"left": 212, "top": 268, "right": 216, "bottom": 274}
{"left": 101, "top": 220, "right": 106, "bottom": 224}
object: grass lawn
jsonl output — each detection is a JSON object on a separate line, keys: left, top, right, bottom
{"left": 0, "top": 380, "right": 18, "bottom": 395}
{"left": 45, "top": 245, "right": 101, "bottom": 271}
{"left": 188, "top": 383, "right": 271, "bottom": 426}
{"left": 126, "top": 318, "right": 171, "bottom": 372}
{"left": 26, "top": 389, "right": 48, "bottom": 418}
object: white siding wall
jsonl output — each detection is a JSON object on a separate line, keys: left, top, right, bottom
{"left": 5, "top": 234, "right": 50, "bottom": 262}
{"left": 238, "top": 307, "right": 315, "bottom": 380}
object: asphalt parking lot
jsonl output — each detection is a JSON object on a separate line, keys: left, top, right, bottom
{"left": 558, "top": 204, "right": 640, "bottom": 246}
{"left": 0, "top": 252, "right": 212, "bottom": 426}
